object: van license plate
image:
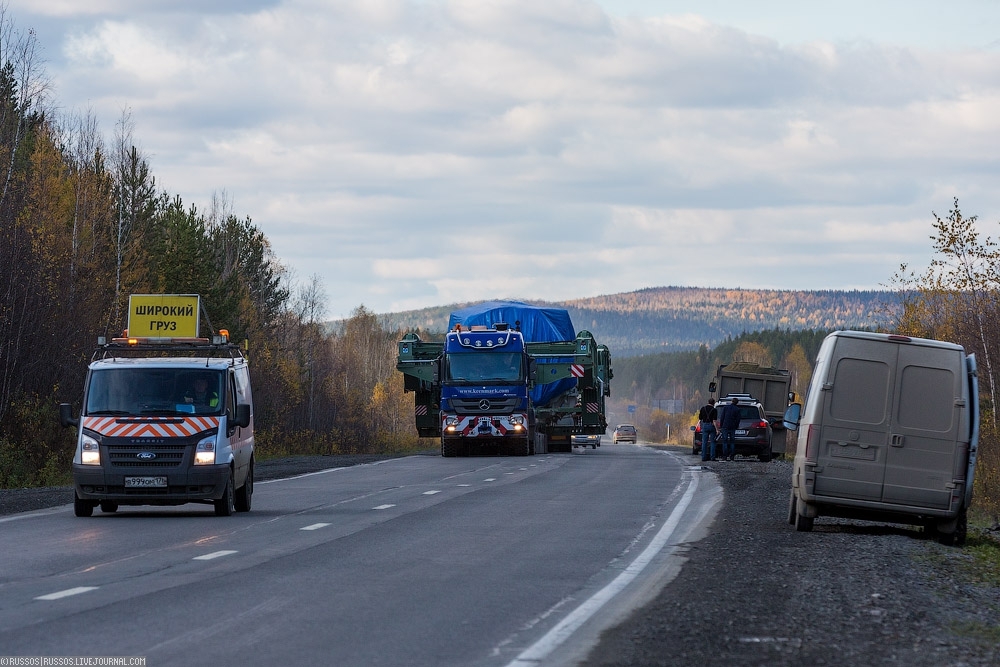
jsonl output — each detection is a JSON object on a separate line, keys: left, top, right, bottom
{"left": 125, "top": 476, "right": 167, "bottom": 488}
{"left": 735, "top": 429, "right": 748, "bottom": 436}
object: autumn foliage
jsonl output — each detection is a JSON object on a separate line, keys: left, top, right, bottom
{"left": 0, "top": 17, "right": 419, "bottom": 487}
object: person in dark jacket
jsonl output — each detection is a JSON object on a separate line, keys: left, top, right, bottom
{"left": 717, "top": 396, "right": 741, "bottom": 461}
{"left": 697, "top": 398, "right": 718, "bottom": 461}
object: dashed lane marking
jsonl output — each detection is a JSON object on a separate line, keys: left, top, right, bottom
{"left": 423, "top": 490, "right": 441, "bottom": 495}
{"left": 373, "top": 504, "right": 396, "bottom": 510}
{"left": 301, "top": 523, "right": 330, "bottom": 531}
{"left": 35, "top": 587, "right": 98, "bottom": 601}
{"left": 193, "top": 550, "right": 238, "bottom": 560}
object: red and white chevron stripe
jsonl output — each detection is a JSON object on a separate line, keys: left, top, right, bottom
{"left": 570, "top": 364, "right": 585, "bottom": 378}
{"left": 83, "top": 416, "right": 220, "bottom": 438}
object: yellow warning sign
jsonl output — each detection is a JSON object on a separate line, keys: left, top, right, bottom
{"left": 127, "top": 294, "right": 201, "bottom": 338}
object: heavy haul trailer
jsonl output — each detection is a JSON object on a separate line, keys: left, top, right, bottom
{"left": 396, "top": 301, "right": 612, "bottom": 456}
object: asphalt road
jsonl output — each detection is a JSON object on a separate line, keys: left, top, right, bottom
{"left": 0, "top": 443, "right": 720, "bottom": 666}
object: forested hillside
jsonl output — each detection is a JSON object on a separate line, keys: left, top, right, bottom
{"left": 382, "top": 287, "right": 895, "bottom": 356}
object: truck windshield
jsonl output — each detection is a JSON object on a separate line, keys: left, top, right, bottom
{"left": 85, "top": 368, "right": 225, "bottom": 416}
{"left": 446, "top": 352, "right": 522, "bottom": 383}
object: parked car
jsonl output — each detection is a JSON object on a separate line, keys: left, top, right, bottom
{"left": 612, "top": 424, "right": 637, "bottom": 444}
{"left": 571, "top": 433, "right": 602, "bottom": 449}
{"left": 693, "top": 397, "right": 773, "bottom": 461}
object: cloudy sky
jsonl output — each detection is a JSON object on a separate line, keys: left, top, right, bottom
{"left": 8, "top": 0, "right": 1000, "bottom": 318}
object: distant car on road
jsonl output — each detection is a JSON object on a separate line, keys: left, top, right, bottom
{"left": 571, "top": 433, "right": 602, "bottom": 449}
{"left": 612, "top": 424, "right": 637, "bottom": 444}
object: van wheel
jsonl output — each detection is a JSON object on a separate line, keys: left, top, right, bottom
{"left": 235, "top": 457, "right": 253, "bottom": 512}
{"left": 74, "top": 493, "right": 94, "bottom": 517}
{"left": 937, "top": 507, "right": 967, "bottom": 547}
{"left": 100, "top": 501, "right": 119, "bottom": 513}
{"left": 788, "top": 490, "right": 797, "bottom": 525}
{"left": 794, "top": 499, "right": 814, "bottom": 532}
{"left": 214, "top": 469, "right": 235, "bottom": 516}
{"left": 759, "top": 449, "right": 772, "bottom": 463}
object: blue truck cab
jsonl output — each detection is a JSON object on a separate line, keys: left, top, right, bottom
{"left": 440, "top": 324, "right": 533, "bottom": 456}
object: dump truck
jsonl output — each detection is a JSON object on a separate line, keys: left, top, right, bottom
{"left": 710, "top": 362, "right": 793, "bottom": 456}
{"left": 396, "top": 301, "right": 612, "bottom": 456}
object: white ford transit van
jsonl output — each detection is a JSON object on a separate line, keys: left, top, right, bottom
{"left": 784, "top": 331, "right": 979, "bottom": 545}
{"left": 60, "top": 334, "right": 255, "bottom": 517}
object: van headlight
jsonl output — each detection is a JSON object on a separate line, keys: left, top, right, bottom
{"left": 194, "top": 436, "right": 216, "bottom": 465}
{"left": 80, "top": 435, "right": 100, "bottom": 465}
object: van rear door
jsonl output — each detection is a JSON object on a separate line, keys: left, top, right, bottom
{"left": 814, "top": 336, "right": 894, "bottom": 503}
{"left": 881, "top": 343, "right": 964, "bottom": 510}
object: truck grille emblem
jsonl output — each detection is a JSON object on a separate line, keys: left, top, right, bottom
{"left": 479, "top": 399, "right": 491, "bottom": 411}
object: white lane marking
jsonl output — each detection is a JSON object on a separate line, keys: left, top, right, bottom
{"left": 484, "top": 478, "right": 496, "bottom": 482}
{"left": 373, "top": 504, "right": 395, "bottom": 510}
{"left": 0, "top": 505, "right": 70, "bottom": 523}
{"left": 423, "top": 490, "right": 441, "bottom": 496}
{"left": 457, "top": 484, "right": 471, "bottom": 487}
{"left": 193, "top": 550, "right": 238, "bottom": 560}
{"left": 301, "top": 523, "right": 330, "bottom": 531}
{"left": 506, "top": 471, "right": 701, "bottom": 667}
{"left": 35, "top": 586, "right": 98, "bottom": 601}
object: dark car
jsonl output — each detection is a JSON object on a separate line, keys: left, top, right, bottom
{"left": 612, "top": 424, "right": 637, "bottom": 444}
{"left": 692, "top": 398, "right": 773, "bottom": 461}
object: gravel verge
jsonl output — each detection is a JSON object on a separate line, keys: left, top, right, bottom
{"left": 581, "top": 446, "right": 1000, "bottom": 667}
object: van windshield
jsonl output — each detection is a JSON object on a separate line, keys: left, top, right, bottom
{"left": 86, "top": 368, "right": 225, "bottom": 416}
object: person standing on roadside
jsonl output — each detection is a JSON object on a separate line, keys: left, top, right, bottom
{"left": 697, "top": 398, "right": 718, "bottom": 461}
{"left": 718, "top": 396, "right": 741, "bottom": 461}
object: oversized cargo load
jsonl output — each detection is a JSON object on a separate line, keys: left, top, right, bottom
{"left": 397, "top": 301, "right": 612, "bottom": 456}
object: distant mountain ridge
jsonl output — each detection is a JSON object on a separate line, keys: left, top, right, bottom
{"left": 377, "top": 286, "right": 898, "bottom": 357}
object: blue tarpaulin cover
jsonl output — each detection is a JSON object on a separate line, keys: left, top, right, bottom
{"left": 448, "top": 301, "right": 577, "bottom": 407}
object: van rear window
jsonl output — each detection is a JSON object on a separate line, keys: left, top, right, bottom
{"left": 897, "top": 366, "right": 954, "bottom": 432}
{"left": 830, "top": 358, "right": 890, "bottom": 424}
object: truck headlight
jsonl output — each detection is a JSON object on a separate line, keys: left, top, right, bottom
{"left": 80, "top": 435, "right": 100, "bottom": 465}
{"left": 509, "top": 415, "right": 524, "bottom": 426}
{"left": 444, "top": 416, "right": 459, "bottom": 427}
{"left": 194, "top": 437, "right": 216, "bottom": 465}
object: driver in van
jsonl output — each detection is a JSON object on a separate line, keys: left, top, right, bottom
{"left": 184, "top": 376, "right": 219, "bottom": 410}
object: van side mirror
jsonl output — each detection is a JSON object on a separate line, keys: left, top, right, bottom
{"left": 59, "top": 403, "right": 78, "bottom": 428}
{"left": 235, "top": 403, "right": 251, "bottom": 429}
{"left": 782, "top": 403, "right": 802, "bottom": 431}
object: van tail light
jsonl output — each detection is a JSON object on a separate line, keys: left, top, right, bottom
{"left": 805, "top": 424, "right": 819, "bottom": 462}
{"left": 756, "top": 420, "right": 768, "bottom": 429}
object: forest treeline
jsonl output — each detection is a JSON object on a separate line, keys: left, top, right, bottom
{"left": 382, "top": 287, "right": 898, "bottom": 356}
{"left": 0, "top": 17, "right": 419, "bottom": 487}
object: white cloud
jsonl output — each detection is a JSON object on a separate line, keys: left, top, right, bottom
{"left": 8, "top": 0, "right": 1000, "bottom": 318}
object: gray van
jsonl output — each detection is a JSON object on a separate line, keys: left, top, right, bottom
{"left": 784, "top": 331, "right": 979, "bottom": 545}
